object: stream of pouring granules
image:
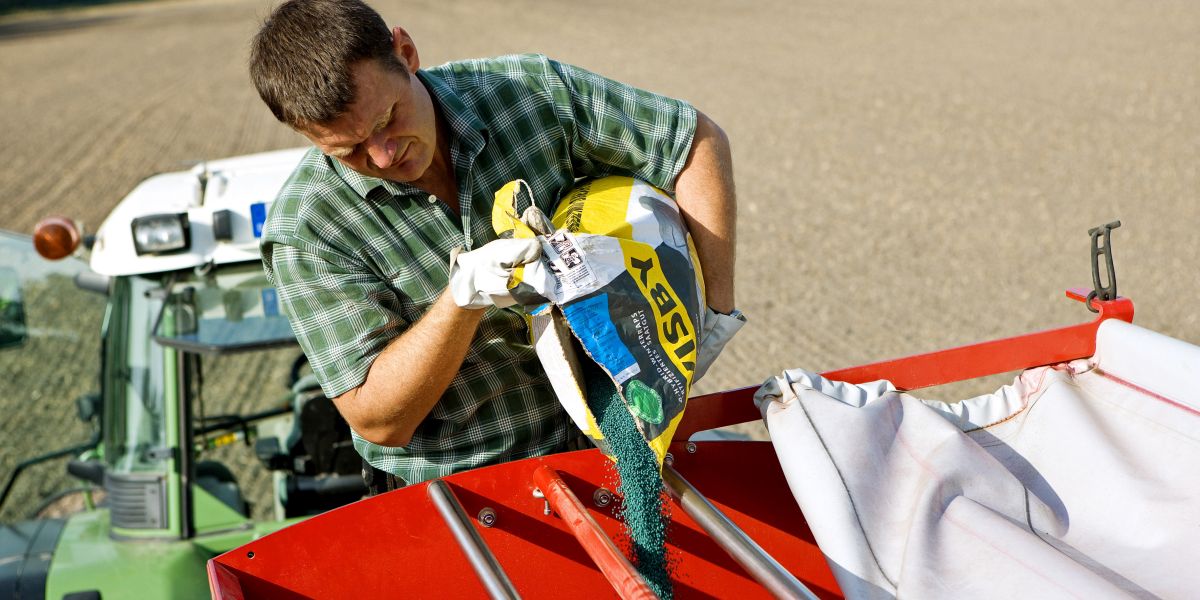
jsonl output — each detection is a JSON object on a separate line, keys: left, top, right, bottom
{"left": 584, "top": 359, "right": 673, "bottom": 599}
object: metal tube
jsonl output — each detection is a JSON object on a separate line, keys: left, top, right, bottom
{"left": 176, "top": 350, "right": 195, "bottom": 539}
{"left": 531, "top": 465, "right": 658, "bottom": 600}
{"left": 0, "top": 438, "right": 98, "bottom": 514}
{"left": 427, "top": 479, "right": 521, "bottom": 600}
{"left": 662, "top": 465, "right": 819, "bottom": 600}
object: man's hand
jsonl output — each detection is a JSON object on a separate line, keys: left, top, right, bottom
{"left": 694, "top": 307, "right": 747, "bottom": 382}
{"left": 448, "top": 238, "right": 542, "bottom": 309}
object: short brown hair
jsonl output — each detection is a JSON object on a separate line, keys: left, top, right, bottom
{"left": 249, "top": 0, "right": 407, "bottom": 128}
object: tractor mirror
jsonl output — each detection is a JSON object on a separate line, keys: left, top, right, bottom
{"left": 0, "top": 266, "right": 27, "bottom": 349}
{"left": 77, "top": 392, "right": 101, "bottom": 423}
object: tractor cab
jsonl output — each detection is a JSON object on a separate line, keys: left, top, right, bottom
{"left": 1, "top": 147, "right": 361, "bottom": 599}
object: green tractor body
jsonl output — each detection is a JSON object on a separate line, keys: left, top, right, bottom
{"left": 0, "top": 148, "right": 358, "bottom": 599}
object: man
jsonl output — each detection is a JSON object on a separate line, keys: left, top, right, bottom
{"left": 250, "top": 0, "right": 742, "bottom": 492}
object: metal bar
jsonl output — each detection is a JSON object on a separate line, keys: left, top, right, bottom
{"left": 427, "top": 479, "right": 521, "bottom": 600}
{"left": 662, "top": 465, "right": 819, "bottom": 600}
{"left": 531, "top": 465, "right": 658, "bottom": 600}
{"left": 194, "top": 404, "right": 291, "bottom": 436}
{"left": 0, "top": 437, "right": 98, "bottom": 513}
{"left": 177, "top": 350, "right": 195, "bottom": 539}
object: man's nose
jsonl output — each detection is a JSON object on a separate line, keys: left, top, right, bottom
{"left": 366, "top": 132, "right": 397, "bottom": 170}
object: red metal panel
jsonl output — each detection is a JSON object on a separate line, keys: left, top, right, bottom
{"left": 206, "top": 560, "right": 243, "bottom": 600}
{"left": 208, "top": 470, "right": 490, "bottom": 599}
{"left": 210, "top": 444, "right": 843, "bottom": 599}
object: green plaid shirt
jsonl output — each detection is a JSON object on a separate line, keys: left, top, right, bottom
{"left": 261, "top": 54, "right": 696, "bottom": 484}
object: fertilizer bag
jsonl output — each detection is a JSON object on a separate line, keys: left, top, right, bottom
{"left": 492, "top": 176, "right": 705, "bottom": 467}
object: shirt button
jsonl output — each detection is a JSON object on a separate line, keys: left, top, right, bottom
{"left": 428, "top": 195, "right": 438, "bottom": 204}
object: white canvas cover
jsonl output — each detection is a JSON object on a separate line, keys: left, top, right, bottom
{"left": 756, "top": 320, "right": 1200, "bottom": 599}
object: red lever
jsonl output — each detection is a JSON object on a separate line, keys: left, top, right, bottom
{"left": 531, "top": 465, "right": 658, "bottom": 600}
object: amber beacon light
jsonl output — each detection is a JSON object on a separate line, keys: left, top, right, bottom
{"left": 33, "top": 216, "right": 82, "bottom": 260}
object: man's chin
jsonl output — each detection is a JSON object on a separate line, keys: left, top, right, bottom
{"left": 381, "top": 158, "right": 430, "bottom": 184}
{"left": 379, "top": 166, "right": 417, "bottom": 183}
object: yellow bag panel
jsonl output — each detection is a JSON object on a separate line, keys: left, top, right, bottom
{"left": 551, "top": 177, "right": 636, "bottom": 240}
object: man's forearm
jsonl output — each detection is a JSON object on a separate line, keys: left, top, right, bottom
{"left": 334, "top": 291, "right": 484, "bottom": 447}
{"left": 674, "top": 110, "right": 737, "bottom": 313}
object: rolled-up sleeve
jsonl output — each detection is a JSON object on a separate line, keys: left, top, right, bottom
{"left": 546, "top": 59, "right": 697, "bottom": 194}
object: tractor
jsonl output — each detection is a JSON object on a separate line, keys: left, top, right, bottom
{"left": 0, "top": 148, "right": 361, "bottom": 599}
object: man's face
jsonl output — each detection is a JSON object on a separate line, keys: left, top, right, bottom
{"left": 302, "top": 58, "right": 439, "bottom": 183}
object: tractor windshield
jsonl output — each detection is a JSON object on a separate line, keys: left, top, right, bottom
{"left": 105, "top": 263, "right": 300, "bottom": 473}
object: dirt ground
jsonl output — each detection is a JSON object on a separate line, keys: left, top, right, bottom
{"left": 1, "top": 0, "right": 1197, "bottom": 518}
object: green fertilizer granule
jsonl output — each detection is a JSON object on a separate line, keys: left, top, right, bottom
{"left": 583, "top": 358, "right": 673, "bottom": 599}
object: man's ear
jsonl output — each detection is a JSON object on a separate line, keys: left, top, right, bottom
{"left": 392, "top": 26, "right": 420, "bottom": 73}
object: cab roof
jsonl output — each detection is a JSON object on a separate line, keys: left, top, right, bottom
{"left": 90, "top": 147, "right": 309, "bottom": 276}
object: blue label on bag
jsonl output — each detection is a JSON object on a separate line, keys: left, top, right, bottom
{"left": 563, "top": 293, "right": 640, "bottom": 383}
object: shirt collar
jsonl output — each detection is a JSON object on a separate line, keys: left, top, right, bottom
{"left": 330, "top": 68, "right": 488, "bottom": 202}
{"left": 419, "top": 68, "right": 488, "bottom": 151}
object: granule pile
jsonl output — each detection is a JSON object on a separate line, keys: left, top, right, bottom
{"left": 584, "top": 358, "right": 673, "bottom": 599}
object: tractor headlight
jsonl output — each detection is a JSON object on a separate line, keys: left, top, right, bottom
{"left": 131, "top": 213, "right": 190, "bottom": 255}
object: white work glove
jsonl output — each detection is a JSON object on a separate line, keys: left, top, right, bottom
{"left": 448, "top": 238, "right": 542, "bottom": 309}
{"left": 693, "top": 307, "right": 747, "bottom": 383}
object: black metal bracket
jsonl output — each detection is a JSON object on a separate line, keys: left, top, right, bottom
{"left": 1086, "top": 220, "right": 1121, "bottom": 313}
{"left": 0, "top": 435, "right": 100, "bottom": 514}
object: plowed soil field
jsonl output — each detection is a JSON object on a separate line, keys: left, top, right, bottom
{"left": 2, "top": 0, "right": 1197, "bottom": 521}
